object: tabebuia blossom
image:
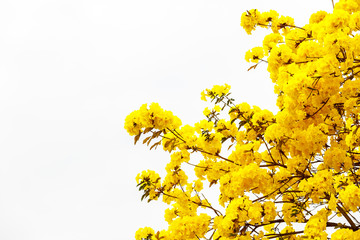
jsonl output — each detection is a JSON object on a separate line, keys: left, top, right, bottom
{"left": 125, "top": 0, "right": 360, "bottom": 239}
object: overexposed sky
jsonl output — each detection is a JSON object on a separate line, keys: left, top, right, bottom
{"left": 0, "top": 1, "right": 333, "bottom": 239}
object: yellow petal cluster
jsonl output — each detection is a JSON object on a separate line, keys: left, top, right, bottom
{"left": 124, "top": 103, "right": 181, "bottom": 136}
{"left": 127, "top": 0, "right": 360, "bottom": 239}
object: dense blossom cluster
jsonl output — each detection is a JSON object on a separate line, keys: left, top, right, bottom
{"left": 125, "top": 0, "right": 360, "bottom": 239}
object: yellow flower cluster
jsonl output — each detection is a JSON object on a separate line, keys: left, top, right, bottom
{"left": 135, "top": 227, "right": 155, "bottom": 240}
{"left": 263, "top": 33, "right": 283, "bottom": 52}
{"left": 219, "top": 163, "right": 272, "bottom": 205}
{"left": 213, "top": 196, "right": 273, "bottom": 239}
{"left": 201, "top": 83, "right": 231, "bottom": 101}
{"left": 127, "top": 0, "right": 360, "bottom": 239}
{"left": 163, "top": 151, "right": 190, "bottom": 191}
{"left": 298, "top": 170, "right": 335, "bottom": 203}
{"left": 331, "top": 228, "right": 360, "bottom": 240}
{"left": 136, "top": 170, "right": 161, "bottom": 189}
{"left": 339, "top": 183, "right": 360, "bottom": 212}
{"left": 124, "top": 103, "right": 182, "bottom": 136}
{"left": 241, "top": 9, "right": 294, "bottom": 35}
{"left": 165, "top": 214, "right": 211, "bottom": 240}
{"left": 136, "top": 170, "right": 162, "bottom": 201}
{"left": 245, "top": 47, "right": 264, "bottom": 63}
{"left": 324, "top": 142, "right": 352, "bottom": 172}
{"left": 228, "top": 141, "right": 262, "bottom": 166}
{"left": 304, "top": 209, "right": 330, "bottom": 239}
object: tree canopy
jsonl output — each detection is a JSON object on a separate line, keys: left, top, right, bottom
{"left": 125, "top": 0, "right": 360, "bottom": 239}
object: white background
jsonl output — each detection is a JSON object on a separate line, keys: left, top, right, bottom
{"left": 0, "top": 0, "right": 333, "bottom": 239}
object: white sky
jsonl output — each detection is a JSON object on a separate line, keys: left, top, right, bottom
{"left": 0, "top": 0, "right": 334, "bottom": 239}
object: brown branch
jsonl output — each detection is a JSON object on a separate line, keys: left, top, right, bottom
{"left": 305, "top": 97, "right": 330, "bottom": 119}
{"left": 336, "top": 203, "right": 357, "bottom": 231}
{"left": 265, "top": 231, "right": 304, "bottom": 239}
{"left": 327, "top": 221, "right": 352, "bottom": 229}
{"left": 185, "top": 161, "right": 230, "bottom": 173}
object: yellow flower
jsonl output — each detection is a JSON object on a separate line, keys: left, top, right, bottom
{"left": 240, "top": 9, "right": 261, "bottom": 34}
{"left": 203, "top": 107, "right": 211, "bottom": 116}
{"left": 309, "top": 10, "right": 328, "bottom": 24}
{"left": 245, "top": 47, "right": 264, "bottom": 63}
{"left": 135, "top": 227, "right": 155, "bottom": 240}
{"left": 214, "top": 105, "right": 221, "bottom": 112}
{"left": 200, "top": 90, "right": 207, "bottom": 101}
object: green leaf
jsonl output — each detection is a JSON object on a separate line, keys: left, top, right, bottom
{"left": 141, "top": 190, "right": 150, "bottom": 201}
{"left": 139, "top": 184, "right": 146, "bottom": 191}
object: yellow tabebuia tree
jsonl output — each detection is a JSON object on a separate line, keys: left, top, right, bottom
{"left": 125, "top": 0, "right": 360, "bottom": 239}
